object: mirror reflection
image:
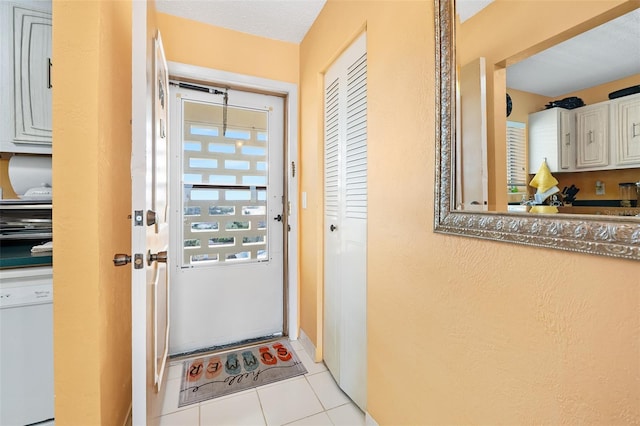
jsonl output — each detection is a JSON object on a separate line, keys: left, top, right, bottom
{"left": 455, "top": 0, "right": 640, "bottom": 217}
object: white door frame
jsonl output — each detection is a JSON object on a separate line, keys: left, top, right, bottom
{"left": 167, "top": 61, "right": 299, "bottom": 341}
{"left": 131, "top": 3, "right": 171, "bottom": 424}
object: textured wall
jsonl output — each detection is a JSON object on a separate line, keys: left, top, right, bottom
{"left": 157, "top": 13, "right": 299, "bottom": 84}
{"left": 300, "top": 1, "right": 640, "bottom": 424}
{"left": 0, "top": 158, "right": 18, "bottom": 198}
{"left": 52, "top": 1, "right": 132, "bottom": 424}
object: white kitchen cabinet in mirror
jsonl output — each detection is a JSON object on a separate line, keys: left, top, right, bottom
{"left": 434, "top": 0, "right": 640, "bottom": 261}
{"left": 613, "top": 93, "right": 640, "bottom": 167}
{"left": 528, "top": 108, "right": 575, "bottom": 173}
{"left": 575, "top": 102, "right": 609, "bottom": 169}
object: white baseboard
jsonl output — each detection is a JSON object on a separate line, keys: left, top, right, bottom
{"left": 123, "top": 403, "right": 132, "bottom": 426}
{"left": 365, "top": 412, "right": 379, "bottom": 426}
{"left": 298, "top": 328, "right": 317, "bottom": 361}
{"left": 300, "top": 328, "right": 377, "bottom": 424}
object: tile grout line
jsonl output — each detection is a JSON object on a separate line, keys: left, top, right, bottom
{"left": 254, "top": 388, "right": 269, "bottom": 426}
{"left": 304, "top": 374, "right": 331, "bottom": 412}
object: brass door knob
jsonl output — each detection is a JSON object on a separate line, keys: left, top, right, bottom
{"left": 147, "top": 210, "right": 157, "bottom": 226}
{"left": 147, "top": 250, "right": 167, "bottom": 266}
{"left": 113, "top": 254, "right": 131, "bottom": 266}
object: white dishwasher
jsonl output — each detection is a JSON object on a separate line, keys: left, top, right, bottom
{"left": 0, "top": 266, "right": 54, "bottom": 426}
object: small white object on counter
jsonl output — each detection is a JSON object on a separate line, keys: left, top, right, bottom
{"left": 31, "top": 241, "right": 53, "bottom": 253}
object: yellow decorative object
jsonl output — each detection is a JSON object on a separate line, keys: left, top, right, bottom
{"left": 529, "top": 160, "right": 558, "bottom": 194}
{"left": 530, "top": 205, "right": 559, "bottom": 214}
{"left": 528, "top": 160, "right": 560, "bottom": 213}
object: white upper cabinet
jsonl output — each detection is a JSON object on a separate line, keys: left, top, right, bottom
{"left": 0, "top": 1, "right": 52, "bottom": 154}
{"left": 528, "top": 107, "right": 574, "bottom": 173}
{"left": 527, "top": 93, "right": 640, "bottom": 173}
{"left": 575, "top": 102, "right": 609, "bottom": 169}
{"left": 611, "top": 93, "right": 640, "bottom": 167}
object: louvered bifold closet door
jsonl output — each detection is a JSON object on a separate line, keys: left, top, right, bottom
{"left": 506, "top": 121, "right": 527, "bottom": 188}
{"left": 345, "top": 52, "right": 367, "bottom": 220}
{"left": 323, "top": 75, "right": 342, "bottom": 382}
{"left": 324, "top": 78, "right": 341, "bottom": 230}
{"left": 323, "top": 32, "right": 368, "bottom": 412}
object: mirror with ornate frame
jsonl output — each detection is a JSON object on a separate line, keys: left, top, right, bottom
{"left": 433, "top": 0, "right": 640, "bottom": 261}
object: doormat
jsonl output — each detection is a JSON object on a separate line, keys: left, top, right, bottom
{"left": 178, "top": 340, "right": 307, "bottom": 407}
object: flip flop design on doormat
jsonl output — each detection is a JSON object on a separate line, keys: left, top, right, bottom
{"left": 179, "top": 340, "right": 307, "bottom": 407}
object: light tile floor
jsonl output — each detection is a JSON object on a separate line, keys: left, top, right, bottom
{"left": 156, "top": 340, "right": 365, "bottom": 426}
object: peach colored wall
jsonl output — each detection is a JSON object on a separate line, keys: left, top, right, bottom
{"left": 549, "top": 74, "right": 640, "bottom": 110}
{"left": 53, "top": 1, "right": 132, "bottom": 424}
{"left": 0, "top": 157, "right": 18, "bottom": 198}
{"left": 300, "top": 1, "right": 640, "bottom": 424}
{"left": 51, "top": 7, "right": 298, "bottom": 424}
{"left": 299, "top": 0, "right": 369, "bottom": 354}
{"left": 506, "top": 88, "right": 549, "bottom": 124}
{"left": 157, "top": 13, "right": 299, "bottom": 84}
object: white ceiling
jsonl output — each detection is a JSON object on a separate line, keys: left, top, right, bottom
{"left": 507, "top": 8, "right": 640, "bottom": 97}
{"left": 155, "top": 0, "right": 326, "bottom": 43}
{"left": 457, "top": 0, "right": 493, "bottom": 23}
{"left": 458, "top": 1, "right": 640, "bottom": 98}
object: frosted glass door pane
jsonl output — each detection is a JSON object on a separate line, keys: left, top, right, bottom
{"left": 181, "top": 100, "right": 269, "bottom": 266}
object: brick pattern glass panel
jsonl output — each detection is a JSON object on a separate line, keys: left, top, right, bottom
{"left": 181, "top": 100, "right": 268, "bottom": 266}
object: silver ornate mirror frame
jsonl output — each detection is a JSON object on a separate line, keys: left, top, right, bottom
{"left": 433, "top": 0, "right": 640, "bottom": 261}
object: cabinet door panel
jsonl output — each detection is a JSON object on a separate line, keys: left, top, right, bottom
{"left": 575, "top": 104, "right": 608, "bottom": 168}
{"left": 14, "top": 6, "right": 52, "bottom": 144}
{"left": 559, "top": 110, "right": 574, "bottom": 170}
{"left": 615, "top": 95, "right": 640, "bottom": 166}
{"left": 528, "top": 108, "right": 573, "bottom": 173}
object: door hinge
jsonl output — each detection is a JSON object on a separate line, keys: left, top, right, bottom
{"left": 291, "top": 161, "right": 296, "bottom": 178}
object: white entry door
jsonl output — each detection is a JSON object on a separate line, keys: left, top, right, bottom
{"left": 168, "top": 86, "right": 286, "bottom": 355}
{"left": 323, "top": 32, "right": 368, "bottom": 410}
{"left": 131, "top": 3, "right": 170, "bottom": 424}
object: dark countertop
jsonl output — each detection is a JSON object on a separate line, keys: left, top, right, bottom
{"left": 571, "top": 199, "right": 638, "bottom": 207}
{"left": 0, "top": 240, "right": 52, "bottom": 269}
